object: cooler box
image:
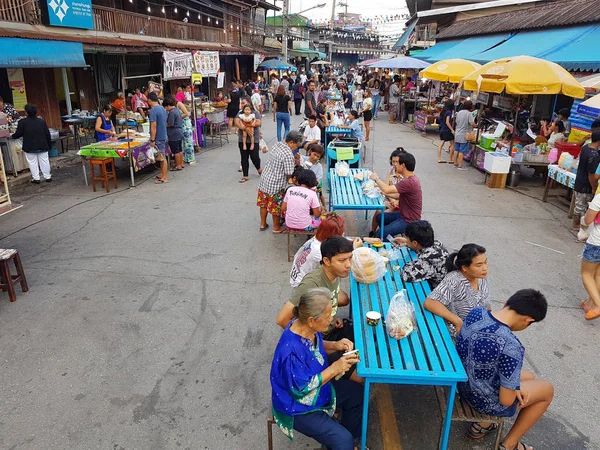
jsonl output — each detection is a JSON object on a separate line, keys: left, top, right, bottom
{"left": 484, "top": 152, "right": 511, "bottom": 174}
{"left": 479, "top": 133, "right": 496, "bottom": 150}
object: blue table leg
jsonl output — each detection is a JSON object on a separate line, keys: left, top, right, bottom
{"left": 379, "top": 211, "right": 385, "bottom": 240}
{"left": 439, "top": 384, "right": 456, "bottom": 450}
{"left": 360, "top": 379, "right": 370, "bottom": 450}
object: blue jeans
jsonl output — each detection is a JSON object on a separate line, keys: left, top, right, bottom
{"left": 372, "top": 95, "right": 381, "bottom": 118}
{"left": 293, "top": 379, "right": 363, "bottom": 450}
{"left": 276, "top": 112, "right": 291, "bottom": 141}
{"left": 380, "top": 212, "right": 408, "bottom": 240}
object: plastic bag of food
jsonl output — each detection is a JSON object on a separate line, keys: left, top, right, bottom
{"left": 385, "top": 290, "right": 416, "bottom": 340}
{"left": 335, "top": 161, "right": 350, "bottom": 177}
{"left": 351, "top": 247, "right": 387, "bottom": 284}
{"left": 146, "top": 146, "right": 157, "bottom": 164}
{"left": 361, "top": 180, "right": 381, "bottom": 198}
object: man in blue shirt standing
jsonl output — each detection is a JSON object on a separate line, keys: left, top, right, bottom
{"left": 456, "top": 289, "right": 554, "bottom": 450}
{"left": 148, "top": 92, "right": 168, "bottom": 184}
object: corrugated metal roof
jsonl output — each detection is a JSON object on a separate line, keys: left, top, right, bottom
{"left": 435, "top": 0, "right": 600, "bottom": 40}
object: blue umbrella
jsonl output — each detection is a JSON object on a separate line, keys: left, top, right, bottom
{"left": 368, "top": 56, "right": 430, "bottom": 69}
{"left": 258, "top": 59, "right": 295, "bottom": 70}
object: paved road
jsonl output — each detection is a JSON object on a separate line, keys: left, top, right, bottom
{"left": 0, "top": 110, "right": 598, "bottom": 450}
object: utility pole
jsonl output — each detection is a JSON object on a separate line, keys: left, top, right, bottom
{"left": 329, "top": 0, "right": 336, "bottom": 63}
{"left": 282, "top": 0, "right": 289, "bottom": 62}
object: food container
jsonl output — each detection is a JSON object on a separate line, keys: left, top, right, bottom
{"left": 206, "top": 111, "right": 224, "bottom": 123}
{"left": 366, "top": 311, "right": 381, "bottom": 326}
{"left": 479, "top": 134, "right": 496, "bottom": 150}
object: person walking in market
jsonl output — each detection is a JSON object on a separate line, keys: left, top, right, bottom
{"left": 11, "top": 104, "right": 52, "bottom": 184}
{"left": 234, "top": 99, "right": 263, "bottom": 183}
{"left": 147, "top": 92, "right": 169, "bottom": 184}
{"left": 453, "top": 100, "right": 476, "bottom": 170}
{"left": 572, "top": 131, "right": 600, "bottom": 231}
{"left": 257, "top": 131, "right": 301, "bottom": 232}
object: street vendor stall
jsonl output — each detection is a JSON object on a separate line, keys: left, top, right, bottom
{"left": 78, "top": 132, "right": 154, "bottom": 188}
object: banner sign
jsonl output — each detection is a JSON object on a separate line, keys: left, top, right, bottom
{"left": 253, "top": 54, "right": 265, "bottom": 71}
{"left": 193, "top": 51, "right": 220, "bottom": 77}
{"left": 163, "top": 51, "right": 193, "bottom": 80}
{"left": 7, "top": 69, "right": 27, "bottom": 110}
{"left": 43, "top": 0, "right": 94, "bottom": 29}
{"left": 217, "top": 72, "right": 225, "bottom": 89}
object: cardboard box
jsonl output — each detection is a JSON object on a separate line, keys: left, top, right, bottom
{"left": 484, "top": 152, "right": 511, "bottom": 174}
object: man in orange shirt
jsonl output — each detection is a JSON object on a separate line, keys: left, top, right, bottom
{"left": 111, "top": 92, "right": 126, "bottom": 113}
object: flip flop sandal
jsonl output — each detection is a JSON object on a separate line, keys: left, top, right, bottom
{"left": 154, "top": 179, "right": 168, "bottom": 184}
{"left": 272, "top": 229, "right": 285, "bottom": 234}
{"left": 468, "top": 422, "right": 498, "bottom": 439}
{"left": 259, "top": 224, "right": 269, "bottom": 231}
{"left": 438, "top": 160, "right": 447, "bottom": 163}
{"left": 585, "top": 309, "right": 600, "bottom": 320}
{"left": 500, "top": 441, "right": 533, "bottom": 450}
{"left": 239, "top": 178, "right": 249, "bottom": 183}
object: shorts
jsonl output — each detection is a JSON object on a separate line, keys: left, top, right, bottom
{"left": 168, "top": 140, "right": 182, "bottom": 154}
{"left": 574, "top": 191, "right": 594, "bottom": 217}
{"left": 440, "top": 130, "right": 454, "bottom": 142}
{"left": 583, "top": 243, "right": 600, "bottom": 263}
{"left": 389, "top": 102, "right": 399, "bottom": 115}
{"left": 154, "top": 140, "right": 166, "bottom": 161}
{"left": 257, "top": 189, "right": 285, "bottom": 215}
{"left": 454, "top": 142, "right": 471, "bottom": 154}
{"left": 363, "top": 110, "right": 373, "bottom": 122}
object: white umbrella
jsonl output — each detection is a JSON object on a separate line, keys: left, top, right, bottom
{"left": 311, "top": 60, "right": 331, "bottom": 65}
{"left": 368, "top": 56, "right": 430, "bottom": 69}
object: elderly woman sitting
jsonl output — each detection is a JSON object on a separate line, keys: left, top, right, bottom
{"left": 270, "top": 288, "right": 364, "bottom": 450}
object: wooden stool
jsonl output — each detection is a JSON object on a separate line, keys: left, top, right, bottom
{"left": 0, "top": 249, "right": 28, "bottom": 302}
{"left": 90, "top": 158, "right": 117, "bottom": 193}
{"left": 282, "top": 229, "right": 316, "bottom": 261}
{"left": 484, "top": 170, "right": 507, "bottom": 189}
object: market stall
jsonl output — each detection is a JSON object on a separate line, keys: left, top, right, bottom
{"left": 460, "top": 56, "right": 585, "bottom": 186}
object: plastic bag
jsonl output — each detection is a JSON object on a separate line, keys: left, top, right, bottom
{"left": 361, "top": 179, "right": 381, "bottom": 198}
{"left": 146, "top": 146, "right": 157, "bottom": 164}
{"left": 547, "top": 147, "right": 558, "bottom": 164}
{"left": 385, "top": 290, "right": 416, "bottom": 340}
{"left": 351, "top": 247, "right": 387, "bottom": 284}
{"left": 335, "top": 161, "right": 350, "bottom": 177}
{"left": 259, "top": 138, "right": 268, "bottom": 153}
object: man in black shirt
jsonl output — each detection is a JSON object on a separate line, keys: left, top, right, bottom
{"left": 304, "top": 81, "right": 317, "bottom": 117}
{"left": 573, "top": 130, "right": 600, "bottom": 230}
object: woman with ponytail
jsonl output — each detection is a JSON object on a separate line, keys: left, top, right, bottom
{"left": 424, "top": 243, "right": 490, "bottom": 336}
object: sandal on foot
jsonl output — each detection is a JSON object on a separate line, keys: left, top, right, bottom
{"left": 239, "top": 177, "right": 249, "bottom": 183}
{"left": 585, "top": 309, "right": 600, "bottom": 320}
{"left": 468, "top": 422, "right": 498, "bottom": 439}
{"left": 272, "top": 229, "right": 285, "bottom": 234}
{"left": 438, "top": 160, "right": 447, "bottom": 163}
{"left": 259, "top": 224, "right": 269, "bottom": 231}
{"left": 500, "top": 441, "right": 533, "bottom": 450}
{"left": 154, "top": 179, "right": 168, "bottom": 184}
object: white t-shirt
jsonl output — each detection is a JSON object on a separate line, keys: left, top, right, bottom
{"left": 303, "top": 124, "right": 321, "bottom": 143}
{"left": 251, "top": 93, "right": 261, "bottom": 109}
{"left": 587, "top": 194, "right": 600, "bottom": 246}
{"left": 354, "top": 89, "right": 364, "bottom": 102}
{"left": 283, "top": 186, "right": 320, "bottom": 230}
{"left": 290, "top": 237, "right": 322, "bottom": 287}
{"left": 363, "top": 97, "right": 373, "bottom": 110}
{"left": 355, "top": 75, "right": 362, "bottom": 85}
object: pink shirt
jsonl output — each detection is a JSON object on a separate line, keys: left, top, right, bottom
{"left": 283, "top": 186, "right": 320, "bottom": 230}
{"left": 175, "top": 92, "right": 185, "bottom": 103}
{"left": 394, "top": 174, "right": 422, "bottom": 222}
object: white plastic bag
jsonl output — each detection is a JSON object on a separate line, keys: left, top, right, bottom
{"left": 361, "top": 179, "right": 381, "bottom": 198}
{"left": 259, "top": 138, "right": 268, "bottom": 153}
{"left": 335, "top": 161, "right": 350, "bottom": 177}
{"left": 385, "top": 290, "right": 416, "bottom": 340}
{"left": 578, "top": 216, "right": 591, "bottom": 242}
{"left": 351, "top": 247, "right": 387, "bottom": 284}
{"left": 146, "top": 146, "right": 157, "bottom": 164}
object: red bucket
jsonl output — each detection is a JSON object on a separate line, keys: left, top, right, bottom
{"left": 555, "top": 141, "right": 582, "bottom": 159}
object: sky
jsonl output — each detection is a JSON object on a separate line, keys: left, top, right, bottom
{"left": 281, "top": 0, "right": 411, "bottom": 36}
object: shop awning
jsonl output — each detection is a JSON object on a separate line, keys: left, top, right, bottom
{"left": 393, "top": 20, "right": 417, "bottom": 50}
{"left": 0, "top": 38, "right": 86, "bottom": 68}
{"left": 426, "top": 33, "right": 513, "bottom": 63}
{"left": 540, "top": 25, "right": 600, "bottom": 72}
{"left": 415, "top": 39, "right": 465, "bottom": 62}
{"left": 472, "top": 25, "right": 596, "bottom": 64}
{"left": 290, "top": 49, "right": 326, "bottom": 60}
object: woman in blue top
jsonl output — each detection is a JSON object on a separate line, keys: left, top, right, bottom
{"left": 270, "top": 287, "right": 364, "bottom": 450}
{"left": 95, "top": 105, "right": 116, "bottom": 141}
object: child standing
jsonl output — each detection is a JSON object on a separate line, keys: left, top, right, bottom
{"left": 282, "top": 169, "right": 322, "bottom": 231}
{"left": 301, "top": 143, "right": 326, "bottom": 209}
{"left": 353, "top": 84, "right": 364, "bottom": 111}
{"left": 239, "top": 105, "right": 256, "bottom": 150}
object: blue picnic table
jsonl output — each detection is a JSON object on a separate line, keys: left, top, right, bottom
{"left": 350, "top": 243, "right": 467, "bottom": 450}
{"left": 329, "top": 168, "right": 385, "bottom": 239}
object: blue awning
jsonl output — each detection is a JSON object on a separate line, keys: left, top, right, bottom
{"left": 0, "top": 38, "right": 86, "bottom": 68}
{"left": 472, "top": 25, "right": 595, "bottom": 64}
{"left": 415, "top": 39, "right": 465, "bottom": 62}
{"left": 428, "top": 33, "right": 513, "bottom": 63}
{"left": 540, "top": 25, "right": 600, "bottom": 72}
{"left": 393, "top": 21, "right": 417, "bottom": 50}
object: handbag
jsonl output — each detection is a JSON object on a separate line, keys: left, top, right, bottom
{"left": 465, "top": 131, "right": 477, "bottom": 143}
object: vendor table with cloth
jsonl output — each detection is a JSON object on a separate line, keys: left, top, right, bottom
{"left": 542, "top": 164, "right": 576, "bottom": 217}
{"left": 329, "top": 168, "right": 385, "bottom": 239}
{"left": 78, "top": 138, "right": 155, "bottom": 187}
{"left": 351, "top": 243, "right": 467, "bottom": 450}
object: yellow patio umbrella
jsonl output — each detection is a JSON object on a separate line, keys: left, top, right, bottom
{"left": 461, "top": 55, "right": 585, "bottom": 98}
{"left": 419, "top": 59, "right": 482, "bottom": 83}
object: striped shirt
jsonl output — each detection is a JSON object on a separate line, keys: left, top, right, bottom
{"left": 428, "top": 271, "right": 490, "bottom": 335}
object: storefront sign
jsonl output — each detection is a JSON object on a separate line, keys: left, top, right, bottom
{"left": 43, "top": 0, "right": 94, "bottom": 29}
{"left": 414, "top": 111, "right": 427, "bottom": 132}
{"left": 7, "top": 69, "right": 27, "bottom": 110}
{"left": 476, "top": 92, "right": 490, "bottom": 105}
{"left": 163, "top": 51, "right": 193, "bottom": 80}
{"left": 193, "top": 51, "right": 220, "bottom": 77}
{"left": 192, "top": 73, "right": 203, "bottom": 84}
{"left": 492, "top": 95, "right": 514, "bottom": 111}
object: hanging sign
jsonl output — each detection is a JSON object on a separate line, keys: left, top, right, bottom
{"left": 217, "top": 72, "right": 225, "bottom": 89}
{"left": 193, "top": 51, "right": 220, "bottom": 77}
{"left": 42, "top": 0, "right": 94, "bottom": 29}
{"left": 254, "top": 54, "right": 265, "bottom": 71}
{"left": 192, "top": 73, "right": 203, "bottom": 84}
{"left": 163, "top": 51, "right": 193, "bottom": 80}
{"left": 7, "top": 69, "right": 27, "bottom": 110}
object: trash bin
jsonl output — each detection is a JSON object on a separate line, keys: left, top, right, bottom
{"left": 507, "top": 169, "right": 520, "bottom": 187}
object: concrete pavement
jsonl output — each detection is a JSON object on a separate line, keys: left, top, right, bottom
{"left": 0, "top": 109, "right": 598, "bottom": 450}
